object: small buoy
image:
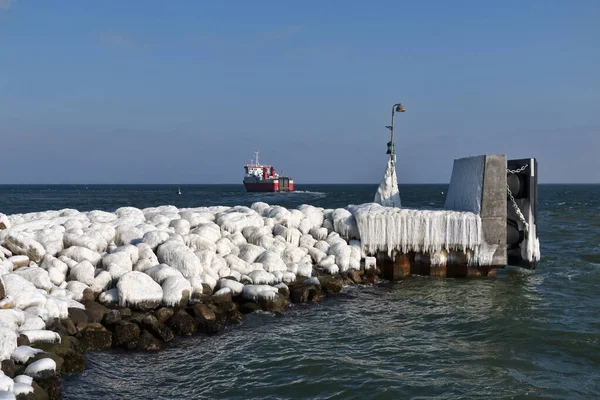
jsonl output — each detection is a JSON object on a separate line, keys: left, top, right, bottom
{"left": 441, "top": 191, "right": 444, "bottom": 195}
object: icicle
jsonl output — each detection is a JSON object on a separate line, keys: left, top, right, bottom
{"left": 374, "top": 158, "right": 401, "bottom": 208}
{"left": 348, "top": 203, "right": 488, "bottom": 263}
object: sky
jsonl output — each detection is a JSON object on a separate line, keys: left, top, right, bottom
{"left": 0, "top": 0, "right": 598, "bottom": 184}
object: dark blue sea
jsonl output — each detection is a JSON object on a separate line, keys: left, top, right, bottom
{"left": 1, "top": 184, "right": 599, "bottom": 399}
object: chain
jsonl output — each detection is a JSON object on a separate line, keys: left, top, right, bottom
{"left": 506, "top": 163, "right": 529, "bottom": 232}
{"left": 507, "top": 164, "right": 528, "bottom": 174}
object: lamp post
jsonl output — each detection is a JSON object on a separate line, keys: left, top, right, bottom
{"left": 385, "top": 103, "right": 406, "bottom": 163}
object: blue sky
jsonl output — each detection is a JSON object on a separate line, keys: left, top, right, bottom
{"left": 0, "top": 0, "right": 598, "bottom": 184}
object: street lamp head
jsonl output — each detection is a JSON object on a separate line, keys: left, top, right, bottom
{"left": 395, "top": 103, "right": 406, "bottom": 113}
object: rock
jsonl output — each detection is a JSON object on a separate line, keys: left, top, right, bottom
{"left": 257, "top": 293, "right": 288, "bottom": 313}
{"left": 274, "top": 283, "right": 290, "bottom": 299}
{"left": 290, "top": 283, "right": 321, "bottom": 303}
{"left": 166, "top": 310, "right": 197, "bottom": 336}
{"left": 7, "top": 256, "right": 29, "bottom": 270}
{"left": 1, "top": 359, "right": 15, "bottom": 378}
{"left": 119, "top": 308, "right": 132, "bottom": 319}
{"left": 0, "top": 279, "right": 4, "bottom": 300}
{"left": 81, "top": 301, "right": 110, "bottom": 323}
{"left": 75, "top": 323, "right": 112, "bottom": 352}
{"left": 239, "top": 301, "right": 262, "bottom": 314}
{"left": 23, "top": 358, "right": 55, "bottom": 379}
{"left": 3, "top": 234, "right": 45, "bottom": 263}
{"left": 200, "top": 283, "right": 213, "bottom": 297}
{"left": 154, "top": 308, "right": 174, "bottom": 324}
{"left": 126, "top": 312, "right": 146, "bottom": 325}
{"left": 136, "top": 331, "right": 161, "bottom": 351}
{"left": 34, "top": 376, "right": 61, "bottom": 400}
{"left": 48, "top": 319, "right": 69, "bottom": 338}
{"left": 61, "top": 319, "right": 77, "bottom": 336}
{"left": 319, "top": 276, "right": 344, "bottom": 295}
{"left": 16, "top": 335, "right": 30, "bottom": 347}
{"left": 101, "top": 310, "right": 120, "bottom": 326}
{"left": 112, "top": 320, "right": 141, "bottom": 348}
{"left": 187, "top": 304, "right": 218, "bottom": 333}
{"left": 142, "top": 315, "right": 174, "bottom": 342}
{"left": 32, "top": 338, "right": 84, "bottom": 374}
{"left": 67, "top": 307, "right": 89, "bottom": 327}
{"left": 346, "top": 269, "right": 362, "bottom": 284}
{"left": 32, "top": 381, "right": 50, "bottom": 400}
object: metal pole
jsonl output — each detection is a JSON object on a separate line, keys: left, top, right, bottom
{"left": 390, "top": 105, "right": 396, "bottom": 164}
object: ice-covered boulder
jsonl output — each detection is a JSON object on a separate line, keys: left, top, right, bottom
{"left": 60, "top": 246, "right": 102, "bottom": 266}
{"left": 255, "top": 251, "right": 287, "bottom": 273}
{"left": 237, "top": 244, "right": 265, "bottom": 264}
{"left": 218, "top": 279, "right": 244, "bottom": 296}
{"left": 141, "top": 230, "right": 170, "bottom": 251}
{"left": 161, "top": 276, "right": 191, "bottom": 307}
{"left": 12, "top": 267, "right": 52, "bottom": 291}
{"left": 157, "top": 240, "right": 203, "bottom": 278}
{"left": 145, "top": 264, "right": 184, "bottom": 284}
{"left": 63, "top": 232, "right": 107, "bottom": 253}
{"left": 169, "top": 219, "right": 190, "bottom": 235}
{"left": 68, "top": 260, "right": 95, "bottom": 286}
{"left": 1, "top": 274, "right": 46, "bottom": 310}
{"left": 117, "top": 271, "right": 163, "bottom": 310}
{"left": 2, "top": 233, "right": 45, "bottom": 263}
{"left": 11, "top": 346, "right": 44, "bottom": 364}
{"left": 247, "top": 270, "right": 277, "bottom": 285}
{"left": 24, "top": 358, "right": 56, "bottom": 379}
{"left": 190, "top": 224, "right": 221, "bottom": 243}
{"left": 242, "top": 285, "right": 279, "bottom": 302}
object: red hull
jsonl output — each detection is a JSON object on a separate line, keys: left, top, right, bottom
{"left": 244, "top": 182, "right": 279, "bottom": 192}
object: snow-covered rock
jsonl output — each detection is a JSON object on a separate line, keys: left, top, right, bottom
{"left": 117, "top": 271, "right": 163, "bottom": 310}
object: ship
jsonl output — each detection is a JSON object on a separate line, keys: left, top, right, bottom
{"left": 243, "top": 151, "right": 294, "bottom": 192}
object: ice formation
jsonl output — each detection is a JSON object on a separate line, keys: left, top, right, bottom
{"left": 349, "top": 203, "right": 483, "bottom": 259}
{"left": 374, "top": 158, "right": 401, "bottom": 208}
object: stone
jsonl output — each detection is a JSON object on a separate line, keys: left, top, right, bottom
{"left": 257, "top": 293, "right": 288, "bottom": 313}
{"left": 81, "top": 288, "right": 96, "bottom": 302}
{"left": 81, "top": 301, "right": 110, "bottom": 323}
{"left": 1, "top": 359, "right": 15, "bottom": 378}
{"left": 166, "top": 310, "right": 197, "bottom": 336}
{"left": 290, "top": 283, "right": 321, "bottom": 303}
{"left": 61, "top": 319, "right": 77, "bottom": 336}
{"left": 318, "top": 276, "right": 344, "bottom": 295}
{"left": 17, "top": 335, "right": 30, "bottom": 347}
{"left": 33, "top": 337, "right": 85, "bottom": 374}
{"left": 32, "top": 381, "right": 50, "bottom": 400}
{"left": 119, "top": 308, "right": 132, "bottom": 319}
{"left": 126, "top": 312, "right": 146, "bottom": 325}
{"left": 0, "top": 278, "right": 4, "bottom": 300}
{"left": 35, "top": 376, "right": 61, "bottom": 400}
{"left": 112, "top": 320, "right": 141, "bottom": 348}
{"left": 102, "top": 310, "right": 121, "bottom": 326}
{"left": 142, "top": 315, "right": 174, "bottom": 342}
{"left": 49, "top": 318, "right": 70, "bottom": 337}
{"left": 76, "top": 323, "right": 112, "bottom": 352}
{"left": 68, "top": 307, "right": 89, "bottom": 327}
{"left": 136, "top": 331, "right": 161, "bottom": 351}
{"left": 346, "top": 269, "right": 362, "bottom": 284}
{"left": 200, "top": 283, "right": 213, "bottom": 297}
{"left": 239, "top": 301, "right": 261, "bottom": 314}
{"left": 154, "top": 308, "right": 174, "bottom": 324}
{"left": 188, "top": 304, "right": 215, "bottom": 321}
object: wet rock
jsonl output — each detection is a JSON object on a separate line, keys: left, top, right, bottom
{"left": 68, "top": 307, "right": 89, "bottom": 327}
{"left": 33, "top": 337, "right": 84, "bottom": 374}
{"left": 290, "top": 283, "right": 321, "bottom": 303}
{"left": 127, "top": 312, "right": 146, "bottom": 325}
{"left": 209, "top": 293, "right": 236, "bottom": 313}
{"left": 81, "top": 301, "right": 110, "bottom": 323}
{"left": 1, "top": 359, "right": 15, "bottom": 378}
{"left": 32, "top": 381, "right": 49, "bottom": 400}
{"left": 119, "top": 308, "right": 132, "bottom": 319}
{"left": 48, "top": 319, "right": 69, "bottom": 337}
{"left": 258, "top": 293, "right": 288, "bottom": 313}
{"left": 166, "top": 310, "right": 197, "bottom": 336}
{"left": 275, "top": 284, "right": 290, "bottom": 299}
{"left": 35, "top": 376, "right": 61, "bottom": 400}
{"left": 112, "top": 320, "right": 141, "bottom": 348}
{"left": 136, "top": 331, "right": 161, "bottom": 351}
{"left": 0, "top": 279, "right": 4, "bottom": 300}
{"left": 76, "top": 323, "right": 112, "bottom": 352}
{"left": 61, "top": 319, "right": 77, "bottom": 336}
{"left": 201, "top": 283, "right": 213, "bottom": 297}
{"left": 346, "top": 269, "right": 362, "bottom": 284}
{"left": 17, "top": 335, "right": 30, "bottom": 347}
{"left": 239, "top": 301, "right": 261, "bottom": 314}
{"left": 81, "top": 288, "right": 95, "bottom": 302}
{"left": 16, "top": 391, "right": 37, "bottom": 400}
{"left": 102, "top": 310, "right": 121, "bottom": 326}
{"left": 154, "top": 307, "right": 174, "bottom": 324}
{"left": 319, "top": 276, "right": 344, "bottom": 295}
{"left": 142, "top": 315, "right": 174, "bottom": 342}
{"left": 188, "top": 303, "right": 219, "bottom": 333}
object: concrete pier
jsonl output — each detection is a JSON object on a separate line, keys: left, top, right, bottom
{"left": 377, "top": 154, "right": 539, "bottom": 280}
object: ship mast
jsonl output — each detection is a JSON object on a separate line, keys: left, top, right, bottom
{"left": 254, "top": 151, "right": 259, "bottom": 166}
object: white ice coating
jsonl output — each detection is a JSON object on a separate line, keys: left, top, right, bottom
{"left": 24, "top": 358, "right": 56, "bottom": 378}
{"left": 374, "top": 158, "right": 401, "bottom": 208}
{"left": 349, "top": 203, "right": 483, "bottom": 259}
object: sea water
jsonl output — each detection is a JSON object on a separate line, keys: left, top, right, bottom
{"left": 1, "top": 184, "right": 599, "bottom": 399}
